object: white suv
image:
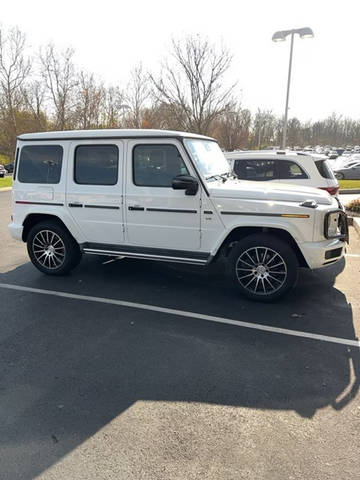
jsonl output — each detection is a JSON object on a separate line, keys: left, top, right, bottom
{"left": 9, "top": 129, "right": 348, "bottom": 301}
{"left": 225, "top": 151, "right": 339, "bottom": 196}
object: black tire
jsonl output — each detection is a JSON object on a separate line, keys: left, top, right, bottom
{"left": 227, "top": 233, "right": 299, "bottom": 302}
{"left": 336, "top": 172, "right": 344, "bottom": 180}
{"left": 27, "top": 220, "right": 82, "bottom": 275}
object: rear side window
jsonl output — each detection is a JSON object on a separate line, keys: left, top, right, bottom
{"left": 315, "top": 160, "right": 336, "bottom": 179}
{"left": 278, "top": 160, "right": 308, "bottom": 179}
{"left": 133, "top": 144, "right": 189, "bottom": 187}
{"left": 74, "top": 145, "right": 119, "bottom": 185}
{"left": 234, "top": 159, "right": 277, "bottom": 181}
{"left": 18, "top": 145, "right": 63, "bottom": 184}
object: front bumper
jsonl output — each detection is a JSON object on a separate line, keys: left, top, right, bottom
{"left": 300, "top": 237, "right": 346, "bottom": 269}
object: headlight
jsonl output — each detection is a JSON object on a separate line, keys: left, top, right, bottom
{"left": 324, "top": 210, "right": 348, "bottom": 241}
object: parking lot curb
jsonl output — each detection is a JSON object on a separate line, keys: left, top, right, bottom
{"left": 0, "top": 187, "right": 12, "bottom": 192}
{"left": 353, "top": 217, "right": 360, "bottom": 237}
{"left": 339, "top": 189, "right": 360, "bottom": 194}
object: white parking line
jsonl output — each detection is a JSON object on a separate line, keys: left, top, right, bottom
{"left": 0, "top": 282, "right": 359, "bottom": 348}
{"left": 345, "top": 254, "right": 360, "bottom": 258}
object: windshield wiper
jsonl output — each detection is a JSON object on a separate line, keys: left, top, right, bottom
{"left": 205, "top": 174, "right": 222, "bottom": 182}
{"left": 205, "top": 172, "right": 233, "bottom": 183}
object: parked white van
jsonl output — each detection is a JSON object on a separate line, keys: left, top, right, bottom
{"left": 9, "top": 129, "right": 348, "bottom": 301}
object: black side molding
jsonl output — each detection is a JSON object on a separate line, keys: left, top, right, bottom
{"left": 128, "top": 206, "right": 145, "bottom": 211}
{"left": 85, "top": 205, "right": 120, "bottom": 210}
{"left": 147, "top": 208, "right": 197, "bottom": 214}
{"left": 16, "top": 201, "right": 64, "bottom": 206}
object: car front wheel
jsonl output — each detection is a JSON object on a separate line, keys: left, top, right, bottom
{"left": 27, "top": 221, "right": 82, "bottom": 275}
{"left": 228, "top": 234, "right": 299, "bottom": 302}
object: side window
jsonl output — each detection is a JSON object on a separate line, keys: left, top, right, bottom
{"left": 74, "top": 145, "right": 118, "bottom": 185}
{"left": 133, "top": 144, "right": 189, "bottom": 187}
{"left": 278, "top": 160, "right": 308, "bottom": 179}
{"left": 234, "top": 159, "right": 277, "bottom": 181}
{"left": 315, "top": 160, "right": 335, "bottom": 179}
{"left": 18, "top": 145, "right": 63, "bottom": 184}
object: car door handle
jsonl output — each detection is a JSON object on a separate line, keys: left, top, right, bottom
{"left": 128, "top": 206, "right": 145, "bottom": 211}
{"left": 69, "top": 202, "right": 83, "bottom": 208}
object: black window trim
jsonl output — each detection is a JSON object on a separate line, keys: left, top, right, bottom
{"left": 13, "top": 147, "right": 19, "bottom": 181}
{"left": 233, "top": 157, "right": 309, "bottom": 181}
{"left": 74, "top": 143, "right": 119, "bottom": 186}
{"left": 17, "top": 144, "right": 64, "bottom": 184}
{"left": 132, "top": 143, "right": 190, "bottom": 188}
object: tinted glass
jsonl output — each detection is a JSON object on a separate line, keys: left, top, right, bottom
{"left": 75, "top": 145, "right": 118, "bottom": 185}
{"left": 278, "top": 160, "right": 308, "bottom": 179}
{"left": 234, "top": 159, "right": 277, "bottom": 181}
{"left": 133, "top": 144, "right": 189, "bottom": 187}
{"left": 315, "top": 159, "right": 336, "bottom": 179}
{"left": 18, "top": 145, "right": 63, "bottom": 183}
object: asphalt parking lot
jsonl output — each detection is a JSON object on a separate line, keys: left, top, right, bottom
{"left": 1, "top": 189, "right": 360, "bottom": 480}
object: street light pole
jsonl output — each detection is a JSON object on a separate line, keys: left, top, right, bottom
{"left": 282, "top": 33, "right": 295, "bottom": 149}
{"left": 272, "top": 27, "right": 314, "bottom": 150}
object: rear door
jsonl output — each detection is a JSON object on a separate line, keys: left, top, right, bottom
{"left": 66, "top": 140, "right": 124, "bottom": 245}
{"left": 125, "top": 139, "right": 201, "bottom": 250}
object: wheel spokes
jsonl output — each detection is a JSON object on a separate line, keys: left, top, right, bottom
{"left": 236, "top": 246, "right": 287, "bottom": 295}
{"left": 32, "top": 230, "right": 66, "bottom": 270}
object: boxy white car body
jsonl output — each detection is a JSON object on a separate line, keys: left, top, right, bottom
{"left": 9, "top": 130, "right": 348, "bottom": 301}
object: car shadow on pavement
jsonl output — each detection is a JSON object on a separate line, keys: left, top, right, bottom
{"left": 0, "top": 257, "right": 359, "bottom": 479}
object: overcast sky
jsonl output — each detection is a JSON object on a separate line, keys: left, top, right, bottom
{"left": 1, "top": 0, "right": 359, "bottom": 121}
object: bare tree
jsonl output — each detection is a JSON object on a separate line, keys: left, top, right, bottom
{"left": 75, "top": 72, "right": 103, "bottom": 129}
{"left": 124, "top": 64, "right": 150, "bottom": 128}
{"left": 213, "top": 104, "right": 251, "bottom": 151}
{"left": 40, "top": 44, "right": 77, "bottom": 130}
{"left": 0, "top": 27, "right": 31, "bottom": 153}
{"left": 102, "top": 85, "right": 126, "bottom": 128}
{"left": 150, "top": 35, "right": 236, "bottom": 135}
{"left": 22, "top": 80, "right": 47, "bottom": 130}
{"left": 250, "top": 109, "right": 278, "bottom": 148}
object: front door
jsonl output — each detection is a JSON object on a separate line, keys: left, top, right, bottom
{"left": 125, "top": 139, "right": 201, "bottom": 251}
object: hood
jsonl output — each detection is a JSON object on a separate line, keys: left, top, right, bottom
{"left": 208, "top": 178, "right": 333, "bottom": 205}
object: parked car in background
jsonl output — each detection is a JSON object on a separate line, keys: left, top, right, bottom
{"left": 327, "top": 150, "right": 339, "bottom": 159}
{"left": 0, "top": 164, "right": 6, "bottom": 178}
{"left": 334, "top": 162, "right": 360, "bottom": 180}
{"left": 225, "top": 150, "right": 340, "bottom": 196}
{"left": 4, "top": 162, "right": 14, "bottom": 173}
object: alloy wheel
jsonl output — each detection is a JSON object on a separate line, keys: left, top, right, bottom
{"left": 235, "top": 246, "right": 287, "bottom": 295}
{"left": 32, "top": 230, "right": 66, "bottom": 269}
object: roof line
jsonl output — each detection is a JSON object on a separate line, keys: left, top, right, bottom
{"left": 17, "top": 134, "right": 216, "bottom": 142}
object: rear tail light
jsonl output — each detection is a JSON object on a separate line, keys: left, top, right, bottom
{"left": 319, "top": 186, "right": 340, "bottom": 196}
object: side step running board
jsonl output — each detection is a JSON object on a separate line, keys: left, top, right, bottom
{"left": 83, "top": 248, "right": 209, "bottom": 265}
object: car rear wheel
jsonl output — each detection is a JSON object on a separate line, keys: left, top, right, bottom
{"left": 228, "top": 234, "right": 299, "bottom": 302}
{"left": 27, "top": 221, "right": 82, "bottom": 275}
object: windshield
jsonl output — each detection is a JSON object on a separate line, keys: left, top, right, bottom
{"left": 184, "top": 139, "right": 230, "bottom": 179}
